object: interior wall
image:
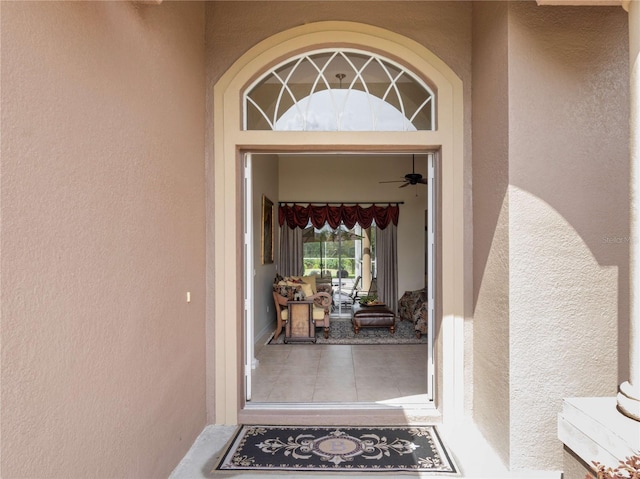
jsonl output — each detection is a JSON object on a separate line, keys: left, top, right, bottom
{"left": 252, "top": 155, "right": 279, "bottom": 341}
{"left": 1, "top": 3, "right": 206, "bottom": 478}
{"left": 278, "top": 154, "right": 428, "bottom": 296}
{"left": 507, "top": 3, "right": 628, "bottom": 471}
{"left": 471, "top": 1, "right": 511, "bottom": 467}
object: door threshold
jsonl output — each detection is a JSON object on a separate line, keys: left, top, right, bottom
{"left": 239, "top": 401, "right": 441, "bottom": 426}
{"left": 244, "top": 400, "right": 437, "bottom": 410}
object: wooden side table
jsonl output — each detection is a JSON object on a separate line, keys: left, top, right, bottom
{"left": 285, "top": 300, "right": 316, "bottom": 343}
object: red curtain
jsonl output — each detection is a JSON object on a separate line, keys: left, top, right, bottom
{"left": 278, "top": 203, "right": 399, "bottom": 230}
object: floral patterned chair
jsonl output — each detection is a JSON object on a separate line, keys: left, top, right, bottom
{"left": 398, "top": 288, "right": 428, "bottom": 338}
{"left": 272, "top": 274, "right": 332, "bottom": 340}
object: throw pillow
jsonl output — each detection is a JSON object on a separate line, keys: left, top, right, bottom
{"left": 274, "top": 283, "right": 302, "bottom": 300}
{"left": 300, "top": 282, "right": 314, "bottom": 298}
{"left": 285, "top": 281, "right": 308, "bottom": 299}
{"left": 302, "top": 275, "right": 317, "bottom": 294}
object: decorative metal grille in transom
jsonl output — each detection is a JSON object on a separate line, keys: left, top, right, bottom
{"left": 244, "top": 49, "right": 435, "bottom": 131}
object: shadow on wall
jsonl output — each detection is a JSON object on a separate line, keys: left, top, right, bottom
{"left": 475, "top": 186, "right": 619, "bottom": 470}
{"left": 473, "top": 2, "right": 629, "bottom": 381}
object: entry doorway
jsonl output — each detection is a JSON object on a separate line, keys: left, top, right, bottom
{"left": 212, "top": 22, "right": 465, "bottom": 425}
{"left": 243, "top": 152, "right": 437, "bottom": 410}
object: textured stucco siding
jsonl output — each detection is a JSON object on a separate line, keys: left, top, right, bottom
{"left": 563, "top": 447, "right": 595, "bottom": 479}
{"left": 1, "top": 3, "right": 207, "bottom": 478}
{"left": 472, "top": 1, "right": 628, "bottom": 472}
{"left": 507, "top": 3, "right": 628, "bottom": 471}
{"left": 472, "top": 0, "right": 512, "bottom": 467}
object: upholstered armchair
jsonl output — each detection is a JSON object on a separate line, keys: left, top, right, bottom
{"left": 398, "top": 288, "right": 428, "bottom": 339}
{"left": 272, "top": 275, "right": 332, "bottom": 340}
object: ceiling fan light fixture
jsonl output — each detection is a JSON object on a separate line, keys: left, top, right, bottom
{"left": 379, "top": 154, "right": 428, "bottom": 188}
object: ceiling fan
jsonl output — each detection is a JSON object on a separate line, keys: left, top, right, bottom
{"left": 380, "top": 155, "right": 428, "bottom": 188}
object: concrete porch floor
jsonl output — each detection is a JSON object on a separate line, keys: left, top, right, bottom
{"left": 169, "top": 420, "right": 562, "bottom": 479}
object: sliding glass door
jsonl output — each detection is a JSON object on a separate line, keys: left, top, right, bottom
{"left": 302, "top": 223, "right": 376, "bottom": 315}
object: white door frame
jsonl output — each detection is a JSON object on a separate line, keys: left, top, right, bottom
{"left": 427, "top": 152, "right": 436, "bottom": 401}
{"left": 243, "top": 153, "right": 254, "bottom": 401}
{"left": 209, "top": 21, "right": 465, "bottom": 425}
{"left": 245, "top": 151, "right": 437, "bottom": 407}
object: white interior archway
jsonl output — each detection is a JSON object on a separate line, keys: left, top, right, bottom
{"left": 209, "top": 21, "right": 464, "bottom": 425}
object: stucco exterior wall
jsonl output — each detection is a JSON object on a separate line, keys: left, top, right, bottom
{"left": 563, "top": 448, "right": 594, "bottom": 479}
{"left": 1, "top": 3, "right": 207, "bottom": 478}
{"left": 472, "top": 2, "right": 629, "bottom": 472}
{"left": 206, "top": 1, "right": 471, "bottom": 89}
{"left": 507, "top": 3, "right": 628, "bottom": 471}
{"left": 472, "top": 1, "right": 511, "bottom": 467}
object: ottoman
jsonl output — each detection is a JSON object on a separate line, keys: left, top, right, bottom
{"left": 352, "top": 303, "right": 396, "bottom": 334}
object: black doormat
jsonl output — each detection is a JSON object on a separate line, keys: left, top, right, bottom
{"left": 214, "top": 425, "right": 458, "bottom": 474}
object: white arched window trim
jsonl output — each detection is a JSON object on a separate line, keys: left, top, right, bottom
{"left": 243, "top": 48, "right": 436, "bottom": 132}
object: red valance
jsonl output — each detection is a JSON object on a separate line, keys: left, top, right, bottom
{"left": 278, "top": 203, "right": 400, "bottom": 230}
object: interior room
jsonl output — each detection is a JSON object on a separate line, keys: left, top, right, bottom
{"left": 247, "top": 152, "right": 435, "bottom": 407}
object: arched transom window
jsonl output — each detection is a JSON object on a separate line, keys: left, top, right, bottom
{"left": 243, "top": 49, "right": 435, "bottom": 131}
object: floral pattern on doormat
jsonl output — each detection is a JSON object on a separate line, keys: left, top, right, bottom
{"left": 214, "top": 425, "right": 458, "bottom": 474}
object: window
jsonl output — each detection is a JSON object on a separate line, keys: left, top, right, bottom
{"left": 244, "top": 49, "right": 435, "bottom": 131}
{"left": 303, "top": 224, "right": 366, "bottom": 279}
{"left": 302, "top": 223, "right": 377, "bottom": 314}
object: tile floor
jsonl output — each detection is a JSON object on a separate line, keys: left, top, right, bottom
{"left": 170, "top": 334, "right": 559, "bottom": 478}
{"left": 250, "top": 342, "right": 429, "bottom": 404}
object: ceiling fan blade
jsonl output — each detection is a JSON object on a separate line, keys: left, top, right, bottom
{"left": 379, "top": 180, "right": 405, "bottom": 183}
{"left": 418, "top": 177, "right": 428, "bottom": 184}
{"left": 399, "top": 182, "right": 411, "bottom": 188}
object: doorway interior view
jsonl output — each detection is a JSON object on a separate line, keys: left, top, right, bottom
{"left": 244, "top": 151, "right": 437, "bottom": 411}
